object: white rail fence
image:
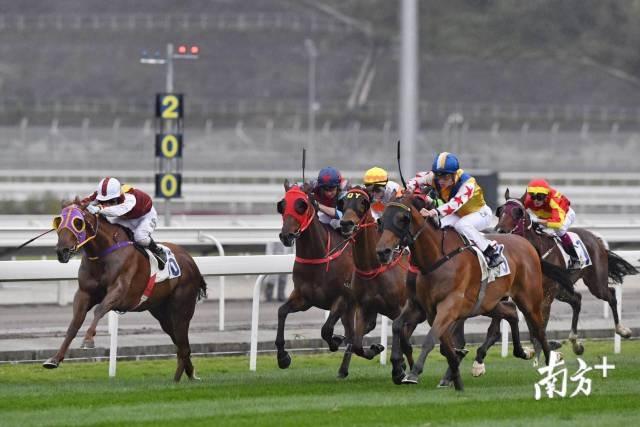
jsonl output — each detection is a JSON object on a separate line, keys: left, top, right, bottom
{"left": 1, "top": 251, "right": 638, "bottom": 377}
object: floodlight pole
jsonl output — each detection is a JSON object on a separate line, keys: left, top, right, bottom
{"left": 164, "top": 43, "right": 174, "bottom": 226}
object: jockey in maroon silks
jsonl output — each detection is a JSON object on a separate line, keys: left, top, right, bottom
{"left": 84, "top": 177, "right": 166, "bottom": 268}
{"left": 313, "top": 166, "right": 348, "bottom": 229}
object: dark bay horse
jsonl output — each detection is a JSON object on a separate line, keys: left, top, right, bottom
{"left": 277, "top": 182, "right": 355, "bottom": 377}
{"left": 339, "top": 187, "right": 421, "bottom": 376}
{"left": 376, "top": 193, "right": 551, "bottom": 390}
{"left": 495, "top": 190, "right": 638, "bottom": 354}
{"left": 44, "top": 200, "right": 207, "bottom": 381}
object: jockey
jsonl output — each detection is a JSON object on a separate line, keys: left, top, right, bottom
{"left": 416, "top": 152, "right": 504, "bottom": 269}
{"left": 313, "top": 166, "right": 347, "bottom": 229}
{"left": 84, "top": 177, "right": 167, "bottom": 269}
{"left": 363, "top": 166, "right": 400, "bottom": 221}
{"left": 524, "top": 178, "right": 579, "bottom": 268}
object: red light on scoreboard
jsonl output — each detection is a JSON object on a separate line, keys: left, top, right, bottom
{"left": 190, "top": 45, "right": 200, "bottom": 55}
{"left": 177, "top": 45, "right": 187, "bottom": 54}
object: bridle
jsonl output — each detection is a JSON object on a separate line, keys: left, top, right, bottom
{"left": 500, "top": 199, "right": 532, "bottom": 235}
{"left": 53, "top": 205, "right": 100, "bottom": 254}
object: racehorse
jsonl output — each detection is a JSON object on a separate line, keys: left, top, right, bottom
{"left": 339, "top": 187, "right": 421, "bottom": 376}
{"left": 495, "top": 189, "right": 638, "bottom": 353}
{"left": 277, "top": 182, "right": 355, "bottom": 377}
{"left": 376, "top": 193, "right": 551, "bottom": 390}
{"left": 44, "top": 199, "right": 207, "bottom": 381}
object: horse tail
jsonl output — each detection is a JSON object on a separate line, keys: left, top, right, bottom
{"left": 197, "top": 274, "right": 208, "bottom": 301}
{"left": 607, "top": 250, "right": 639, "bottom": 285}
{"left": 540, "top": 260, "right": 574, "bottom": 293}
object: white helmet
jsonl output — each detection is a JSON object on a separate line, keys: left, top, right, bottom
{"left": 95, "top": 177, "right": 122, "bottom": 201}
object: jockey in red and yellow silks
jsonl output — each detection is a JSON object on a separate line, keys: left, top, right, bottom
{"left": 413, "top": 152, "right": 503, "bottom": 269}
{"left": 524, "top": 178, "right": 579, "bottom": 268}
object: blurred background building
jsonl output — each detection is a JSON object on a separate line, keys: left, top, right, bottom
{"left": 1, "top": 0, "right": 640, "bottom": 215}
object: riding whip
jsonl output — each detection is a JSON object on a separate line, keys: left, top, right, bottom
{"left": 0, "top": 228, "right": 55, "bottom": 258}
{"left": 396, "top": 140, "right": 407, "bottom": 189}
{"left": 302, "top": 148, "right": 306, "bottom": 183}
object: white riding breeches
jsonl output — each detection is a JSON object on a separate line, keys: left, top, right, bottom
{"left": 554, "top": 208, "right": 576, "bottom": 237}
{"left": 440, "top": 205, "right": 493, "bottom": 251}
{"left": 108, "top": 206, "right": 158, "bottom": 246}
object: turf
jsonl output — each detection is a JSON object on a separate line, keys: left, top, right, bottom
{"left": 0, "top": 340, "right": 638, "bottom": 426}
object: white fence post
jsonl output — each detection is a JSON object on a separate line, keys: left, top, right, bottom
{"left": 380, "top": 315, "right": 388, "bottom": 365}
{"left": 250, "top": 275, "right": 265, "bottom": 371}
{"left": 501, "top": 319, "right": 508, "bottom": 357}
{"left": 108, "top": 311, "right": 119, "bottom": 377}
{"left": 198, "top": 232, "right": 226, "bottom": 331}
{"left": 614, "top": 285, "right": 622, "bottom": 354}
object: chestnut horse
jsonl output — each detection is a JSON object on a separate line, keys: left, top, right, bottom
{"left": 44, "top": 200, "right": 207, "bottom": 381}
{"left": 376, "top": 193, "right": 550, "bottom": 390}
{"left": 495, "top": 190, "right": 638, "bottom": 354}
{"left": 277, "top": 182, "right": 355, "bottom": 377}
{"left": 339, "top": 187, "right": 421, "bottom": 376}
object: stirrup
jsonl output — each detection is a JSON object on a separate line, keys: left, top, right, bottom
{"left": 487, "top": 255, "right": 504, "bottom": 269}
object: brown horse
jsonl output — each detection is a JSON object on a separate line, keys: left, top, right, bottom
{"left": 495, "top": 189, "right": 638, "bottom": 354}
{"left": 339, "top": 187, "right": 421, "bottom": 376}
{"left": 376, "top": 193, "right": 550, "bottom": 390}
{"left": 43, "top": 200, "right": 207, "bottom": 381}
{"left": 277, "top": 182, "right": 356, "bottom": 377}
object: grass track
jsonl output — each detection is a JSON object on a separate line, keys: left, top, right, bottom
{"left": 0, "top": 340, "right": 638, "bottom": 426}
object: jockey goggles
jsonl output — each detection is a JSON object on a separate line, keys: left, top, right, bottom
{"left": 529, "top": 193, "right": 547, "bottom": 201}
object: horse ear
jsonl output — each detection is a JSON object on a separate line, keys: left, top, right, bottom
{"left": 284, "top": 179, "right": 291, "bottom": 191}
{"left": 504, "top": 188, "right": 510, "bottom": 200}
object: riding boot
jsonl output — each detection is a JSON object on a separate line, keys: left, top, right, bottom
{"left": 559, "top": 233, "right": 580, "bottom": 269}
{"left": 148, "top": 238, "right": 167, "bottom": 270}
{"left": 483, "top": 245, "right": 504, "bottom": 269}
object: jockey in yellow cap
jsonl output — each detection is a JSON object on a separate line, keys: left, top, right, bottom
{"left": 363, "top": 167, "right": 400, "bottom": 221}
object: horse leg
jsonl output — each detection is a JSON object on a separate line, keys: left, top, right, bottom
{"left": 555, "top": 285, "right": 584, "bottom": 355}
{"left": 275, "top": 289, "right": 311, "bottom": 369}
{"left": 472, "top": 317, "right": 501, "bottom": 377}
{"left": 322, "top": 297, "right": 348, "bottom": 352}
{"left": 390, "top": 299, "right": 421, "bottom": 385}
{"left": 350, "top": 307, "right": 384, "bottom": 360}
{"left": 400, "top": 301, "right": 427, "bottom": 371}
{"left": 439, "top": 329, "right": 464, "bottom": 391}
{"left": 81, "top": 285, "right": 124, "bottom": 349}
{"left": 404, "top": 304, "right": 459, "bottom": 388}
{"left": 438, "top": 320, "right": 468, "bottom": 387}
{"left": 165, "top": 283, "right": 199, "bottom": 382}
{"left": 513, "top": 294, "right": 551, "bottom": 366}
{"left": 337, "top": 302, "right": 357, "bottom": 379}
{"left": 583, "top": 269, "right": 631, "bottom": 338}
{"left": 43, "top": 289, "right": 94, "bottom": 368}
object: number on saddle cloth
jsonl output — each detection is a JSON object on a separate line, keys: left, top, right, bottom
{"left": 557, "top": 232, "right": 592, "bottom": 270}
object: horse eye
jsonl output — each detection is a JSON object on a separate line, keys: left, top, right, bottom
{"left": 294, "top": 199, "right": 308, "bottom": 215}
{"left": 495, "top": 206, "right": 503, "bottom": 217}
{"left": 277, "top": 200, "right": 285, "bottom": 214}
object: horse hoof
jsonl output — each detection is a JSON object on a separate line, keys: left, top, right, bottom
{"left": 277, "top": 352, "right": 292, "bottom": 369}
{"left": 616, "top": 325, "right": 632, "bottom": 339}
{"left": 572, "top": 342, "right": 585, "bottom": 356}
{"left": 437, "top": 379, "right": 452, "bottom": 388}
{"left": 401, "top": 373, "right": 419, "bottom": 385}
{"left": 80, "top": 340, "right": 95, "bottom": 350}
{"left": 42, "top": 358, "right": 59, "bottom": 369}
{"left": 370, "top": 344, "right": 385, "bottom": 355}
{"left": 329, "top": 334, "right": 345, "bottom": 352}
{"left": 523, "top": 347, "right": 535, "bottom": 360}
{"left": 392, "top": 372, "right": 406, "bottom": 385}
{"left": 549, "top": 340, "right": 563, "bottom": 351}
{"left": 471, "top": 361, "right": 486, "bottom": 377}
{"left": 337, "top": 370, "right": 349, "bottom": 379}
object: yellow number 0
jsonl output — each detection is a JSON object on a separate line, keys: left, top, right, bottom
{"left": 161, "top": 95, "right": 180, "bottom": 119}
{"left": 160, "top": 174, "right": 178, "bottom": 197}
{"left": 160, "top": 135, "right": 179, "bottom": 158}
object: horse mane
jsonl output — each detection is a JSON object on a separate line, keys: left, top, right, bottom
{"left": 61, "top": 196, "right": 89, "bottom": 210}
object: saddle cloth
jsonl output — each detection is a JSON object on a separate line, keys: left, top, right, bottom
{"left": 145, "top": 244, "right": 182, "bottom": 283}
{"left": 471, "top": 242, "right": 511, "bottom": 284}
{"left": 555, "top": 232, "right": 592, "bottom": 270}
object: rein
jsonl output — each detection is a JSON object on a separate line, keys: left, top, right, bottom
{"left": 295, "top": 227, "right": 353, "bottom": 271}
{"left": 384, "top": 201, "right": 471, "bottom": 275}
{"left": 0, "top": 228, "right": 56, "bottom": 258}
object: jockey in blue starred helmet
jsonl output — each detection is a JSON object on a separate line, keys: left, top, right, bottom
{"left": 432, "top": 152, "right": 460, "bottom": 175}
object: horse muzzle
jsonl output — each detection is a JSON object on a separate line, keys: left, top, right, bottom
{"left": 376, "top": 248, "right": 393, "bottom": 264}
{"left": 339, "top": 220, "right": 356, "bottom": 238}
{"left": 56, "top": 248, "right": 72, "bottom": 263}
{"left": 279, "top": 232, "right": 297, "bottom": 247}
